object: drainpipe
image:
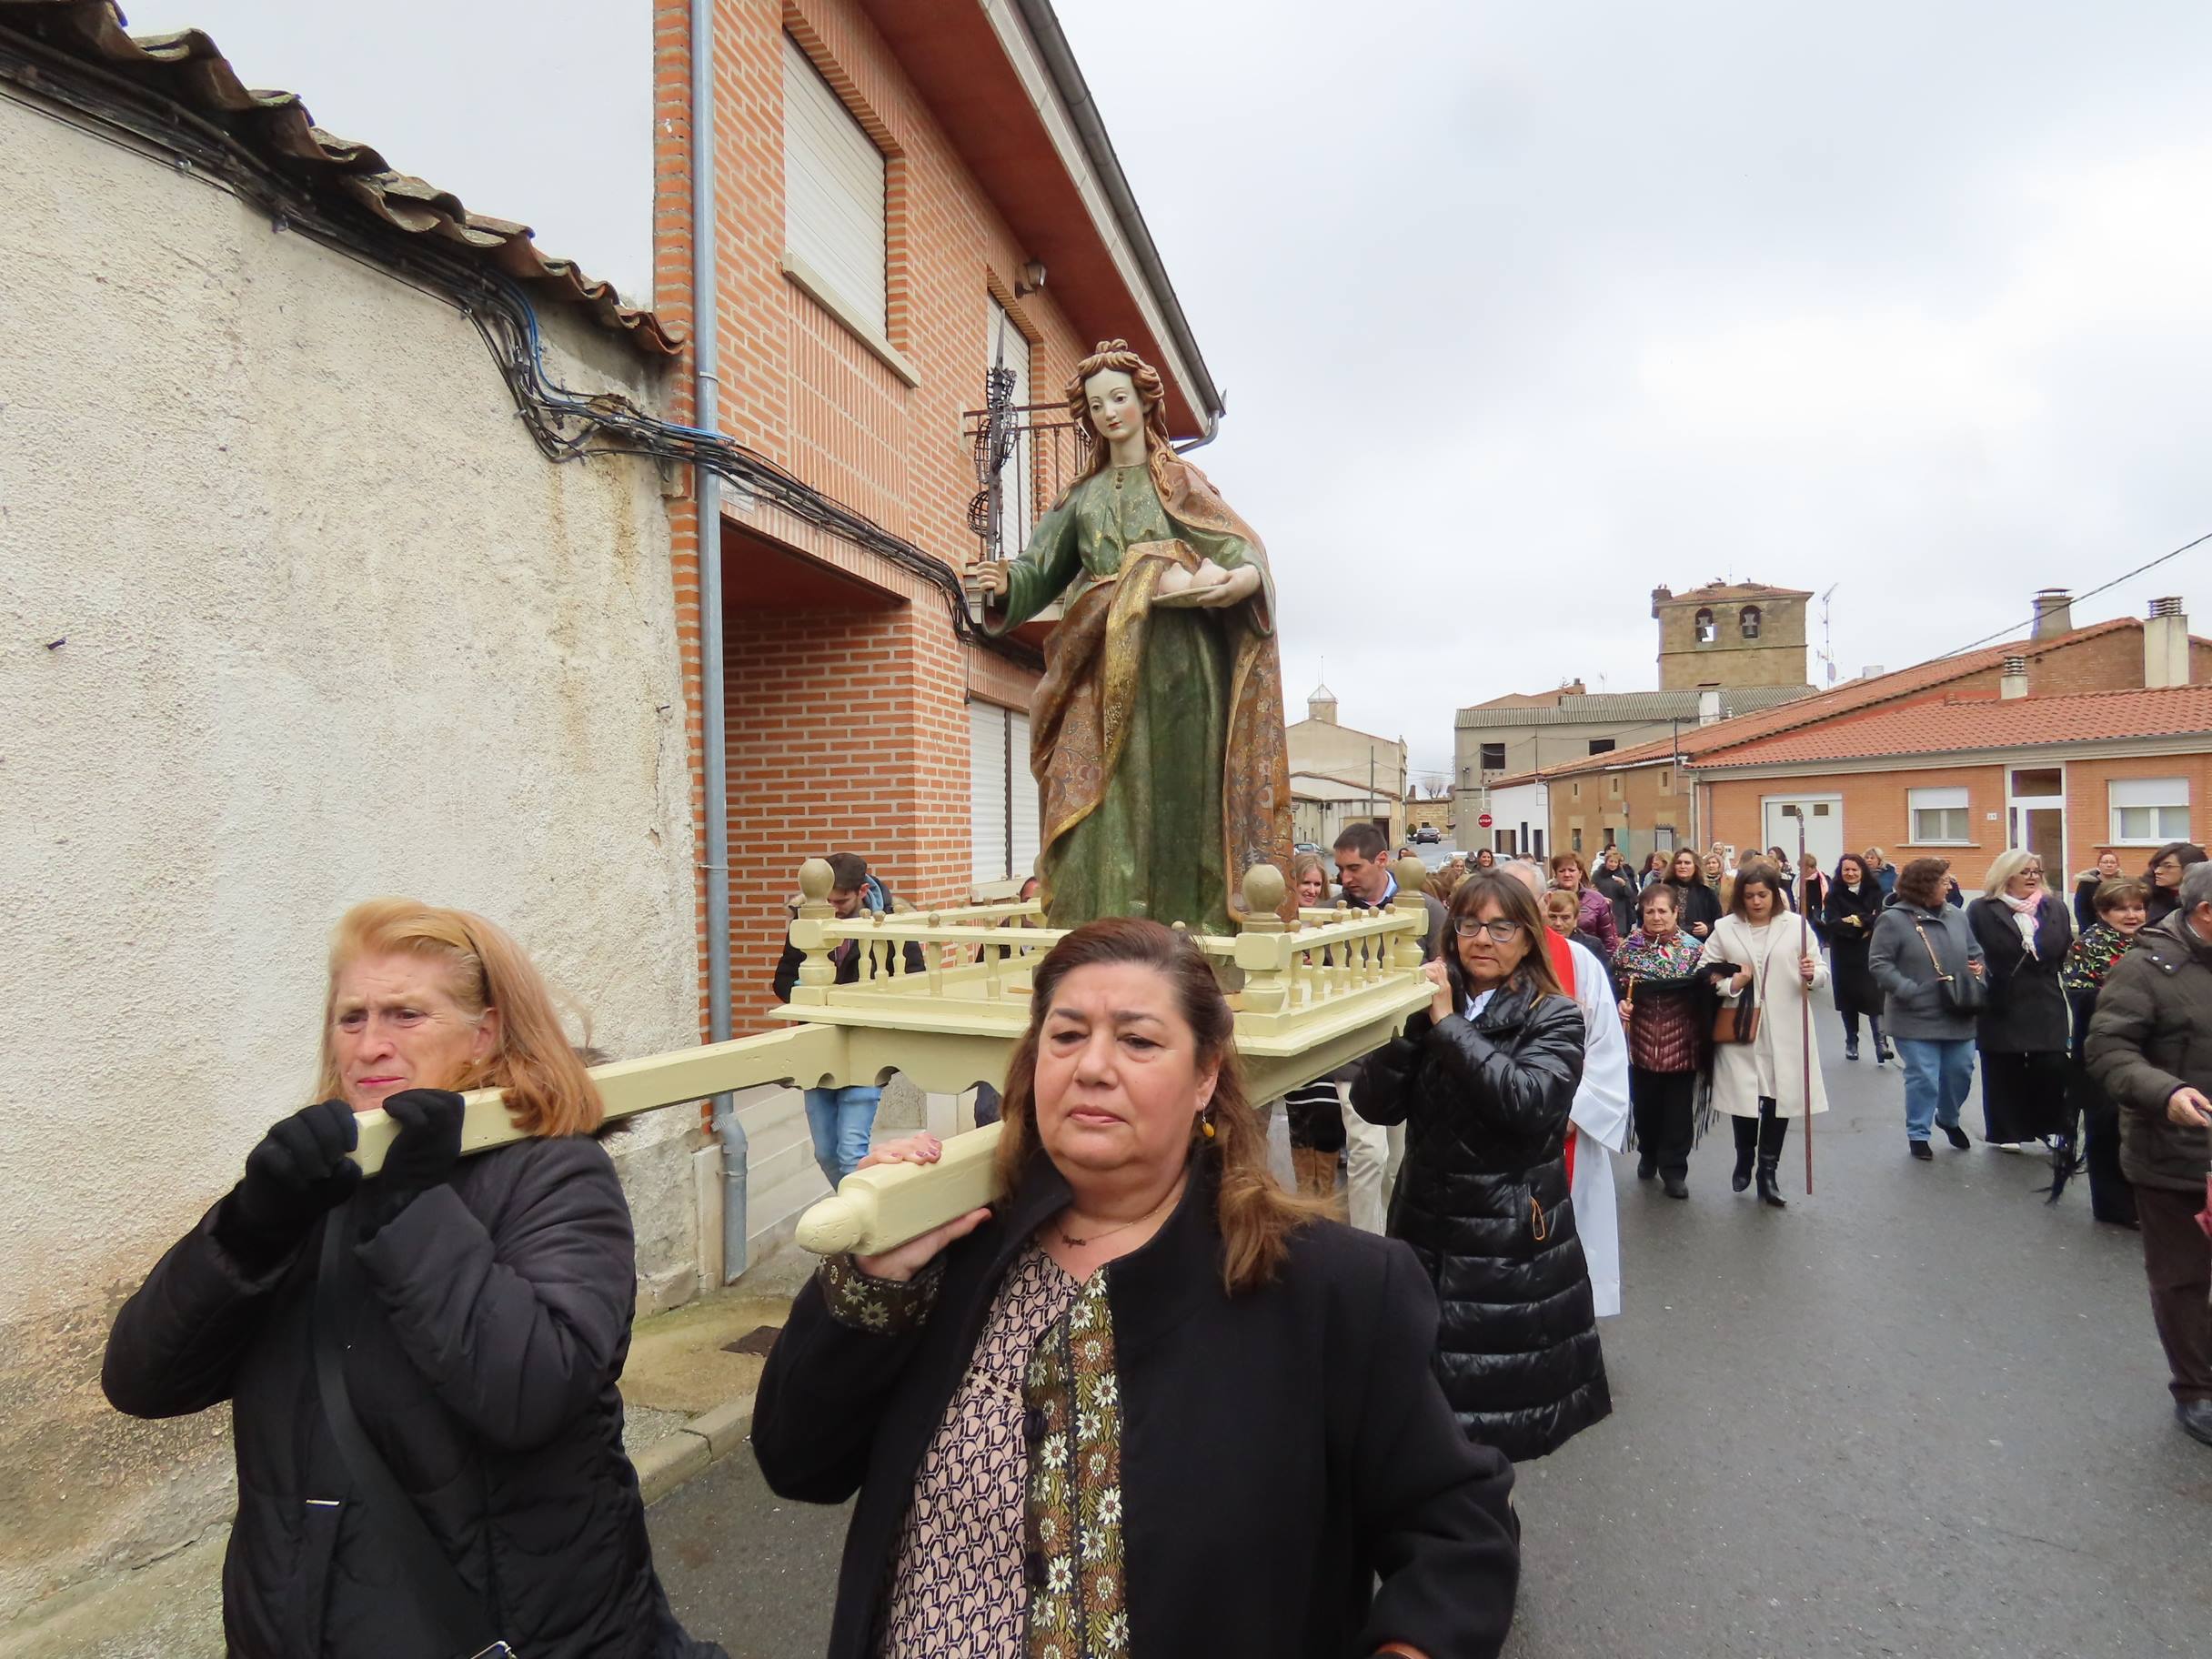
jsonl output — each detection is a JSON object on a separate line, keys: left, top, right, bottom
{"left": 691, "top": 0, "right": 746, "bottom": 1282}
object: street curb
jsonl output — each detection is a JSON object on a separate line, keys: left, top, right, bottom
{"left": 635, "top": 1397, "right": 755, "bottom": 1505}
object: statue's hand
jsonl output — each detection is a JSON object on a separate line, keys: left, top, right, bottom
{"left": 1190, "top": 564, "right": 1261, "bottom": 608}
{"left": 970, "top": 560, "right": 1010, "bottom": 598}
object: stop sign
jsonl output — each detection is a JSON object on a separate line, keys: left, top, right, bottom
{"left": 1477, "top": 812, "right": 1494, "bottom": 829}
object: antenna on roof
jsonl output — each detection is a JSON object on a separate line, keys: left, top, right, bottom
{"left": 1817, "top": 585, "right": 1839, "bottom": 685}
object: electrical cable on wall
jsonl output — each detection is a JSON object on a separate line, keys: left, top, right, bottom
{"left": 0, "top": 29, "right": 1019, "bottom": 660}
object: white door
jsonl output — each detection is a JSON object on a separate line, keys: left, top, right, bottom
{"left": 969, "top": 703, "right": 1009, "bottom": 886}
{"left": 1761, "top": 793, "right": 1845, "bottom": 873}
{"left": 2006, "top": 765, "right": 2066, "bottom": 877}
{"left": 1009, "top": 709, "right": 1040, "bottom": 883}
{"left": 985, "top": 297, "right": 1033, "bottom": 554}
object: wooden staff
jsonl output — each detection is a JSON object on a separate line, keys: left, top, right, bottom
{"left": 1785, "top": 807, "right": 1814, "bottom": 1195}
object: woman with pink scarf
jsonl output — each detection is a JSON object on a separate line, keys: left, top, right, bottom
{"left": 1966, "top": 849, "right": 2076, "bottom": 1158}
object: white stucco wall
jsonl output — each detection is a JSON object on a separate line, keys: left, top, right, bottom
{"left": 0, "top": 91, "right": 699, "bottom": 1619}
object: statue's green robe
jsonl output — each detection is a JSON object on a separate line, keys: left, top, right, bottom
{"left": 987, "top": 452, "right": 1295, "bottom": 933}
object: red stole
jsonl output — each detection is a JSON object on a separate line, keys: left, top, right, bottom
{"left": 1542, "top": 929, "right": 1578, "bottom": 1182}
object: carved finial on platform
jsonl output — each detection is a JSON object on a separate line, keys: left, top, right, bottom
{"left": 1392, "top": 856, "right": 1429, "bottom": 901}
{"left": 1242, "top": 862, "right": 1288, "bottom": 923}
{"left": 799, "top": 858, "right": 835, "bottom": 908}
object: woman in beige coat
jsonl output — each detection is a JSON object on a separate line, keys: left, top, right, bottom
{"left": 1698, "top": 860, "right": 1827, "bottom": 1208}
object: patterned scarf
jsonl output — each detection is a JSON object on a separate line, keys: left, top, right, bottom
{"left": 2061, "top": 920, "right": 2132, "bottom": 993}
{"left": 1613, "top": 930, "right": 1704, "bottom": 982}
{"left": 2000, "top": 889, "right": 2045, "bottom": 956}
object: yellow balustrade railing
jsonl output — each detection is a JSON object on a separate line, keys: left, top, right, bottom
{"left": 346, "top": 859, "right": 1437, "bottom": 1259}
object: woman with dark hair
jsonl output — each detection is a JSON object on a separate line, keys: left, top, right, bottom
{"left": 1870, "top": 858, "right": 1988, "bottom": 1159}
{"left": 1548, "top": 851, "right": 1620, "bottom": 953}
{"left": 1664, "top": 847, "right": 1722, "bottom": 940}
{"left": 2144, "top": 841, "right": 2207, "bottom": 927}
{"left": 1699, "top": 862, "right": 1826, "bottom": 1206}
{"left": 1613, "top": 883, "right": 1728, "bottom": 1199}
{"left": 753, "top": 919, "right": 1521, "bottom": 1659}
{"left": 2061, "top": 877, "right": 2148, "bottom": 1226}
{"left": 102, "top": 901, "right": 719, "bottom": 1659}
{"left": 1967, "top": 849, "right": 2075, "bottom": 1157}
{"left": 1355, "top": 870, "right": 1611, "bottom": 1462}
{"left": 1473, "top": 847, "right": 1497, "bottom": 870}
{"left": 1825, "top": 853, "right": 1892, "bottom": 1063}
{"left": 1797, "top": 854, "right": 1830, "bottom": 942}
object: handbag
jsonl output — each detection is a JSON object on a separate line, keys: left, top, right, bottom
{"left": 315, "top": 1202, "right": 519, "bottom": 1659}
{"left": 1712, "top": 926, "right": 1762, "bottom": 1045}
{"left": 1913, "top": 919, "right": 1987, "bottom": 1015}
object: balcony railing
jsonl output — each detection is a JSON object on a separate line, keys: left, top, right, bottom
{"left": 964, "top": 399, "right": 1091, "bottom": 562}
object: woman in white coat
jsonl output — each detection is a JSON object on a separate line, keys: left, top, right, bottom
{"left": 1698, "top": 860, "right": 1826, "bottom": 1208}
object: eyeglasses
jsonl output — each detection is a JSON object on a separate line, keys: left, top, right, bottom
{"left": 1454, "top": 917, "right": 1525, "bottom": 942}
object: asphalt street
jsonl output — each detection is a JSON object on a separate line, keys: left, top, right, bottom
{"left": 652, "top": 1040, "right": 2207, "bottom": 1658}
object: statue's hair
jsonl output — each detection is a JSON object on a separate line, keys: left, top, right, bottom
{"left": 1064, "top": 339, "right": 1175, "bottom": 484}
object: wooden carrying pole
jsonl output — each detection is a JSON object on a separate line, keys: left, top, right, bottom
{"left": 1786, "top": 807, "right": 1813, "bottom": 1195}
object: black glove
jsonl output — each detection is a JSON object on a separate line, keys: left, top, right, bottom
{"left": 359, "top": 1089, "right": 466, "bottom": 1241}
{"left": 217, "top": 1098, "right": 360, "bottom": 1262}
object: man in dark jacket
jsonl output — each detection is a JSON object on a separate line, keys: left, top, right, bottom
{"left": 770, "top": 851, "right": 928, "bottom": 1189}
{"left": 1333, "top": 822, "right": 1448, "bottom": 1232}
{"left": 2086, "top": 860, "right": 2212, "bottom": 1446}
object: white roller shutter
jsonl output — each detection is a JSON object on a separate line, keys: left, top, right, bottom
{"left": 783, "top": 34, "right": 887, "bottom": 333}
{"left": 1010, "top": 709, "right": 1040, "bottom": 883}
{"left": 970, "top": 703, "right": 1010, "bottom": 886}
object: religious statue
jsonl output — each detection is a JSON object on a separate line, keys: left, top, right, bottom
{"left": 973, "top": 339, "right": 1294, "bottom": 931}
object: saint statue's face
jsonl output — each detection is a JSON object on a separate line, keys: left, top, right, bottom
{"left": 1084, "top": 368, "right": 1145, "bottom": 447}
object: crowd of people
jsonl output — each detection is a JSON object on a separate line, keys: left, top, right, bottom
{"left": 94, "top": 832, "right": 2212, "bottom": 1656}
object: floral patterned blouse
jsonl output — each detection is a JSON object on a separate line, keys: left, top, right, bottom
{"left": 879, "top": 1244, "right": 1084, "bottom": 1656}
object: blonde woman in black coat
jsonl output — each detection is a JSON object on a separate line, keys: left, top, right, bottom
{"left": 1966, "top": 850, "right": 2076, "bottom": 1156}
{"left": 101, "top": 900, "right": 717, "bottom": 1659}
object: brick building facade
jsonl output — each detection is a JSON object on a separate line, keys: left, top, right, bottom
{"left": 652, "top": 0, "right": 1223, "bottom": 1024}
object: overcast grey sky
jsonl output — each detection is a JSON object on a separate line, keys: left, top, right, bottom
{"left": 130, "top": 1, "right": 2212, "bottom": 776}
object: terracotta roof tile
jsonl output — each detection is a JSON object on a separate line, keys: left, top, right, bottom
{"left": 1694, "top": 684, "right": 2212, "bottom": 769}
{"left": 3, "top": 0, "right": 679, "bottom": 355}
{"left": 1543, "top": 618, "right": 2144, "bottom": 778}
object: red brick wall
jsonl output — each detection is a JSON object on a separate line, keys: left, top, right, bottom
{"left": 2064, "top": 753, "right": 2212, "bottom": 877}
{"left": 659, "top": 0, "right": 1130, "bottom": 1027}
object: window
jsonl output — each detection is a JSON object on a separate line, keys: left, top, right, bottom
{"left": 1740, "top": 605, "right": 1762, "bottom": 638}
{"left": 1694, "top": 608, "right": 1716, "bottom": 644}
{"left": 784, "top": 35, "right": 889, "bottom": 337}
{"left": 2110, "top": 778, "right": 2189, "bottom": 844}
{"left": 984, "top": 297, "right": 1034, "bottom": 549}
{"left": 1572, "top": 781, "right": 1582, "bottom": 799}
{"left": 969, "top": 703, "right": 1039, "bottom": 885}
{"left": 1572, "top": 829, "right": 1584, "bottom": 852}
{"left": 1908, "top": 786, "right": 1972, "bottom": 846}
{"left": 1608, "top": 776, "right": 1622, "bottom": 797}
{"left": 1588, "top": 738, "right": 1616, "bottom": 756}
{"left": 1655, "top": 826, "right": 1677, "bottom": 852}
{"left": 1660, "top": 769, "right": 1673, "bottom": 790}
{"left": 1480, "top": 741, "right": 1506, "bottom": 770}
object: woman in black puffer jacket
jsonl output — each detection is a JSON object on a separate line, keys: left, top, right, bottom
{"left": 1354, "top": 869, "right": 1610, "bottom": 1463}
{"left": 102, "top": 900, "right": 719, "bottom": 1659}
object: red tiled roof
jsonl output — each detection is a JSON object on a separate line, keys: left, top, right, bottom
{"left": 1543, "top": 618, "right": 2144, "bottom": 779}
{"left": 4, "top": 1, "right": 679, "bottom": 355}
{"left": 1694, "top": 684, "right": 2212, "bottom": 769}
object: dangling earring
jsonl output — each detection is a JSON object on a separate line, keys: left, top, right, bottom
{"left": 1199, "top": 1104, "right": 1216, "bottom": 1141}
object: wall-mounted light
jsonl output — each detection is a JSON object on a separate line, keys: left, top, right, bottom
{"left": 1013, "top": 258, "right": 1047, "bottom": 297}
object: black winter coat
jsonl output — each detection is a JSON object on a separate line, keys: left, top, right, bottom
{"left": 2086, "top": 914, "right": 2212, "bottom": 1193}
{"left": 751, "top": 1154, "right": 1522, "bottom": 1659}
{"left": 771, "top": 883, "right": 929, "bottom": 1002}
{"left": 1664, "top": 875, "right": 1723, "bottom": 940}
{"left": 1966, "top": 895, "right": 2074, "bottom": 1054}
{"left": 1824, "top": 880, "right": 1886, "bottom": 1017}
{"left": 103, "top": 1137, "right": 703, "bottom": 1659}
{"left": 1352, "top": 981, "right": 1610, "bottom": 1463}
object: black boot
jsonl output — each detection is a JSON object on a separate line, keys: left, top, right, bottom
{"left": 1732, "top": 1138, "right": 1755, "bottom": 1192}
{"left": 1637, "top": 1151, "right": 1658, "bottom": 1181}
{"left": 1756, "top": 1156, "right": 1789, "bottom": 1208}
{"left": 1845, "top": 1032, "right": 1859, "bottom": 1061}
